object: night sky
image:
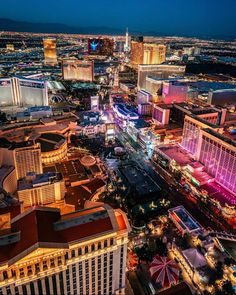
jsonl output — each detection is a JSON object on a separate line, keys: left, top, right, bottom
{"left": 1, "top": 0, "right": 236, "bottom": 37}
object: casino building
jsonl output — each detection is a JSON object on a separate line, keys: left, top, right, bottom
{"left": 181, "top": 115, "right": 236, "bottom": 195}
{"left": 0, "top": 77, "right": 48, "bottom": 107}
{"left": 62, "top": 59, "right": 94, "bottom": 82}
{"left": 35, "top": 133, "right": 68, "bottom": 165}
{"left": 43, "top": 38, "right": 58, "bottom": 66}
{"left": 17, "top": 172, "right": 65, "bottom": 208}
{"left": 0, "top": 204, "right": 130, "bottom": 295}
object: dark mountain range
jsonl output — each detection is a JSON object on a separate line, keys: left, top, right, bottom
{"left": 0, "top": 18, "right": 125, "bottom": 35}
{"left": 0, "top": 18, "right": 235, "bottom": 40}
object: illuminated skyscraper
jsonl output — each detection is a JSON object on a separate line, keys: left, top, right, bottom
{"left": 124, "top": 28, "right": 130, "bottom": 52}
{"left": 181, "top": 115, "right": 236, "bottom": 195}
{"left": 0, "top": 77, "right": 48, "bottom": 107}
{"left": 131, "top": 40, "right": 166, "bottom": 67}
{"left": 130, "top": 36, "right": 144, "bottom": 66}
{"left": 181, "top": 115, "right": 214, "bottom": 157}
{"left": 14, "top": 142, "right": 43, "bottom": 180}
{"left": 62, "top": 59, "right": 94, "bottom": 81}
{"left": 143, "top": 44, "right": 166, "bottom": 65}
{"left": 138, "top": 64, "right": 186, "bottom": 90}
{"left": 0, "top": 204, "right": 130, "bottom": 295}
{"left": 43, "top": 38, "right": 58, "bottom": 66}
{"left": 197, "top": 129, "right": 236, "bottom": 195}
{"left": 17, "top": 172, "right": 65, "bottom": 208}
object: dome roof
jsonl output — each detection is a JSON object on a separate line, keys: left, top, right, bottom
{"left": 80, "top": 155, "right": 96, "bottom": 167}
{"left": 149, "top": 255, "right": 179, "bottom": 288}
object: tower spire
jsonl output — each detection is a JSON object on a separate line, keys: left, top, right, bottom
{"left": 124, "top": 27, "right": 129, "bottom": 52}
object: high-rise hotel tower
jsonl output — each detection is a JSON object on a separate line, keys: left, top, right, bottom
{"left": 43, "top": 38, "right": 58, "bottom": 66}
{"left": 0, "top": 204, "right": 130, "bottom": 295}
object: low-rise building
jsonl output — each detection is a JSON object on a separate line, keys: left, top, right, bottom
{"left": 18, "top": 172, "right": 65, "bottom": 208}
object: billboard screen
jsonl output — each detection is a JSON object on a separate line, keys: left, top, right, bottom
{"left": 88, "top": 38, "right": 114, "bottom": 56}
{"left": 88, "top": 38, "right": 101, "bottom": 54}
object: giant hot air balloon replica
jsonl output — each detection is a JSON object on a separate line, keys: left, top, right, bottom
{"left": 149, "top": 255, "right": 180, "bottom": 289}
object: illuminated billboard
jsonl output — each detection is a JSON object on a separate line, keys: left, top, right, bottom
{"left": 88, "top": 39, "right": 101, "bottom": 54}
{"left": 88, "top": 38, "right": 114, "bottom": 56}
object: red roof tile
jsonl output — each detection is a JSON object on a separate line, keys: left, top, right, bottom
{"left": 0, "top": 205, "right": 126, "bottom": 264}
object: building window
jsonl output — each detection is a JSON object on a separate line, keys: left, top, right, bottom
{"left": 98, "top": 241, "right": 101, "bottom": 250}
{"left": 50, "top": 258, "right": 55, "bottom": 267}
{"left": 3, "top": 271, "right": 8, "bottom": 280}
{"left": 52, "top": 274, "right": 58, "bottom": 295}
{"left": 110, "top": 238, "right": 114, "bottom": 246}
{"left": 71, "top": 250, "right": 75, "bottom": 258}
{"left": 14, "top": 286, "right": 19, "bottom": 295}
{"left": 6, "top": 286, "right": 11, "bottom": 295}
{"left": 85, "top": 246, "right": 88, "bottom": 254}
{"left": 22, "top": 285, "right": 27, "bottom": 295}
{"left": 59, "top": 272, "right": 64, "bottom": 295}
{"left": 11, "top": 269, "right": 16, "bottom": 277}
{"left": 30, "top": 282, "right": 35, "bottom": 295}
{"left": 43, "top": 260, "right": 48, "bottom": 270}
{"left": 27, "top": 265, "right": 33, "bottom": 276}
{"left": 37, "top": 280, "right": 43, "bottom": 295}
{"left": 35, "top": 263, "right": 40, "bottom": 273}
{"left": 66, "top": 269, "right": 71, "bottom": 294}
{"left": 57, "top": 256, "right": 62, "bottom": 266}
{"left": 45, "top": 277, "right": 51, "bottom": 294}
{"left": 19, "top": 268, "right": 24, "bottom": 278}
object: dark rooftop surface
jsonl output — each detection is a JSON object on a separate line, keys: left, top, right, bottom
{"left": 119, "top": 164, "right": 160, "bottom": 196}
{"left": 130, "top": 119, "right": 151, "bottom": 129}
{"left": 0, "top": 138, "right": 34, "bottom": 150}
{"left": 55, "top": 160, "right": 86, "bottom": 179}
{"left": 36, "top": 132, "right": 66, "bottom": 152}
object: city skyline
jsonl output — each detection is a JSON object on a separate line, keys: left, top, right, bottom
{"left": 0, "top": 3, "right": 236, "bottom": 294}
{"left": 0, "top": 0, "right": 236, "bottom": 37}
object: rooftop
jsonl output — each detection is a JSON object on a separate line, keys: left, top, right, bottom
{"left": 18, "top": 172, "right": 62, "bottom": 191}
{"left": 203, "top": 128, "right": 236, "bottom": 149}
{"left": 66, "top": 178, "right": 105, "bottom": 209}
{"left": 158, "top": 145, "right": 194, "bottom": 167}
{"left": 130, "top": 119, "right": 151, "bottom": 129}
{"left": 0, "top": 204, "right": 130, "bottom": 264}
{"left": 36, "top": 132, "right": 66, "bottom": 152}
{"left": 169, "top": 206, "right": 202, "bottom": 233}
{"left": 201, "top": 181, "right": 236, "bottom": 207}
{"left": 119, "top": 164, "right": 160, "bottom": 196}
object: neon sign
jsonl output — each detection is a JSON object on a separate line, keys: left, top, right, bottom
{"left": 90, "top": 40, "right": 99, "bottom": 51}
